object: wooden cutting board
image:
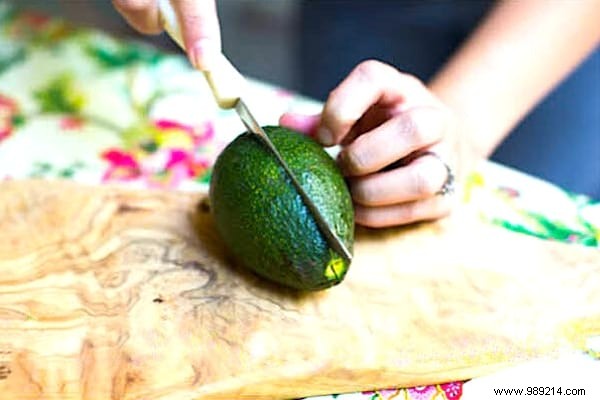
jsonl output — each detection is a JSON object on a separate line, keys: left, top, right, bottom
{"left": 1, "top": 179, "right": 599, "bottom": 400}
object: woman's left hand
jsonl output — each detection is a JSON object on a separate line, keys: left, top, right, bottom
{"left": 280, "top": 60, "right": 466, "bottom": 228}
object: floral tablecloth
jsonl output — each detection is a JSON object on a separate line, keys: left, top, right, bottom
{"left": 1, "top": 2, "right": 599, "bottom": 399}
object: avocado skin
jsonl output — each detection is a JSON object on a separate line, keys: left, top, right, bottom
{"left": 209, "top": 126, "right": 354, "bottom": 291}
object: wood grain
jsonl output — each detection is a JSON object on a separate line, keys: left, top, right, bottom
{"left": 0, "top": 179, "right": 599, "bottom": 400}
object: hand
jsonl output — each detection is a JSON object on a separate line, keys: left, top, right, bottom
{"left": 112, "top": 0, "right": 221, "bottom": 70}
{"left": 281, "top": 60, "right": 465, "bottom": 228}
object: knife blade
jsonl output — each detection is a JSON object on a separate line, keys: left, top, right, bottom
{"left": 158, "top": 0, "right": 352, "bottom": 264}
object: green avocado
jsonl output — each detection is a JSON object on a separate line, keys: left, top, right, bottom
{"left": 209, "top": 126, "right": 354, "bottom": 291}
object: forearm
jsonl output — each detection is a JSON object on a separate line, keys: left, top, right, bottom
{"left": 429, "top": 0, "right": 600, "bottom": 159}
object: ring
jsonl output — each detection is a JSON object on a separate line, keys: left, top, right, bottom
{"left": 422, "top": 151, "right": 455, "bottom": 196}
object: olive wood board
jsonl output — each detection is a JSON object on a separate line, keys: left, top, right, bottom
{"left": 0, "top": 179, "right": 599, "bottom": 400}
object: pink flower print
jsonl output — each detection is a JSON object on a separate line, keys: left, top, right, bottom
{"left": 0, "top": 94, "right": 19, "bottom": 141}
{"left": 60, "top": 116, "right": 84, "bottom": 131}
{"left": 154, "top": 125, "right": 194, "bottom": 151}
{"left": 145, "top": 149, "right": 193, "bottom": 188}
{"left": 101, "top": 119, "right": 217, "bottom": 188}
{"left": 0, "top": 121, "right": 11, "bottom": 142}
{"left": 164, "top": 149, "right": 210, "bottom": 180}
{"left": 154, "top": 119, "right": 194, "bottom": 133}
{"left": 7, "top": 12, "right": 51, "bottom": 39}
{"left": 193, "top": 121, "right": 215, "bottom": 145}
{"left": 153, "top": 119, "right": 215, "bottom": 149}
{"left": 440, "top": 381, "right": 463, "bottom": 399}
{"left": 0, "top": 95, "right": 17, "bottom": 111}
{"left": 8, "top": 11, "right": 73, "bottom": 42}
{"left": 134, "top": 149, "right": 198, "bottom": 188}
{"left": 165, "top": 149, "right": 188, "bottom": 169}
{"left": 144, "top": 166, "right": 188, "bottom": 189}
{"left": 406, "top": 385, "right": 437, "bottom": 400}
{"left": 20, "top": 12, "right": 52, "bottom": 30}
{"left": 101, "top": 149, "right": 141, "bottom": 181}
{"left": 152, "top": 120, "right": 216, "bottom": 183}
{"left": 498, "top": 186, "right": 520, "bottom": 198}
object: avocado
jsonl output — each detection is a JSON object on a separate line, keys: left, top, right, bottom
{"left": 209, "top": 126, "right": 354, "bottom": 291}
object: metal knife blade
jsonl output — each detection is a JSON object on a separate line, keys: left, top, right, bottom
{"left": 235, "top": 99, "right": 353, "bottom": 264}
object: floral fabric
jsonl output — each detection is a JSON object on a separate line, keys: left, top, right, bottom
{"left": 1, "top": 3, "right": 598, "bottom": 400}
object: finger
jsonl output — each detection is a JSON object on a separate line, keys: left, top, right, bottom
{"left": 279, "top": 113, "right": 320, "bottom": 137}
{"left": 113, "top": 0, "right": 162, "bottom": 34}
{"left": 350, "top": 153, "right": 450, "bottom": 206}
{"left": 340, "top": 104, "right": 393, "bottom": 146}
{"left": 338, "top": 106, "right": 445, "bottom": 176}
{"left": 354, "top": 196, "right": 452, "bottom": 228}
{"left": 317, "top": 59, "right": 428, "bottom": 146}
{"left": 173, "top": 0, "right": 222, "bottom": 70}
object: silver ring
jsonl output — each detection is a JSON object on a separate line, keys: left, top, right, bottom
{"left": 422, "top": 151, "right": 455, "bottom": 196}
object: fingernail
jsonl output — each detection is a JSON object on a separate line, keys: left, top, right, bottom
{"left": 189, "top": 38, "right": 220, "bottom": 70}
{"left": 316, "top": 126, "right": 334, "bottom": 146}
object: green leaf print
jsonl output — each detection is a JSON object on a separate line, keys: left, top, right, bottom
{"left": 28, "top": 161, "right": 52, "bottom": 178}
{"left": 57, "top": 161, "right": 84, "bottom": 178}
{"left": 28, "top": 161, "right": 85, "bottom": 179}
{"left": 11, "top": 114, "right": 25, "bottom": 127}
{"left": 85, "top": 40, "right": 164, "bottom": 69}
{"left": 493, "top": 213, "right": 598, "bottom": 247}
{"left": 197, "top": 169, "right": 212, "bottom": 184}
{"left": 0, "top": 44, "right": 26, "bottom": 74}
{"left": 0, "top": 1, "right": 16, "bottom": 26}
{"left": 120, "top": 121, "right": 161, "bottom": 150}
{"left": 33, "top": 73, "right": 85, "bottom": 114}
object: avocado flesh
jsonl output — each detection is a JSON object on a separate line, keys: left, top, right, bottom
{"left": 209, "top": 126, "right": 354, "bottom": 291}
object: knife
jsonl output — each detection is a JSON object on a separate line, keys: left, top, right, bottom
{"left": 158, "top": 0, "right": 352, "bottom": 264}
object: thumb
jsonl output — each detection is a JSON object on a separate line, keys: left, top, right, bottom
{"left": 279, "top": 113, "right": 321, "bottom": 138}
{"left": 173, "top": 0, "right": 222, "bottom": 70}
{"left": 113, "top": 0, "right": 162, "bottom": 34}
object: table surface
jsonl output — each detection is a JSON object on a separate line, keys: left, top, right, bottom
{"left": 1, "top": 3, "right": 599, "bottom": 399}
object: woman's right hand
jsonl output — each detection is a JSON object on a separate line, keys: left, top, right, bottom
{"left": 112, "top": 0, "right": 221, "bottom": 70}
